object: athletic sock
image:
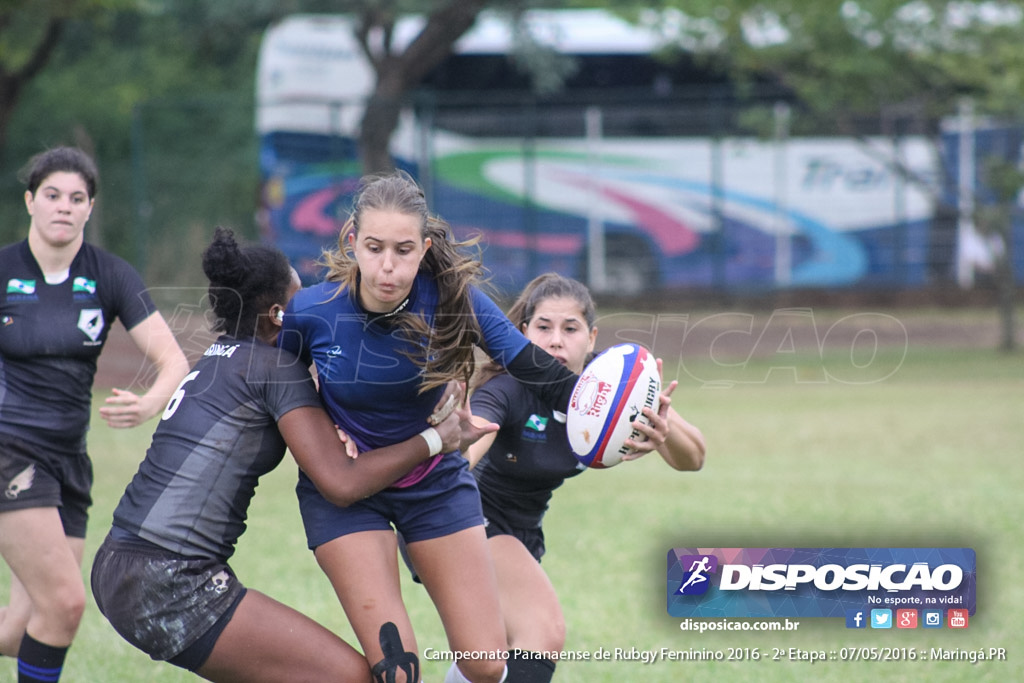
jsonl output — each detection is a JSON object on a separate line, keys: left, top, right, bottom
{"left": 444, "top": 662, "right": 472, "bottom": 683}
{"left": 444, "top": 661, "right": 508, "bottom": 683}
{"left": 506, "top": 650, "right": 555, "bottom": 683}
{"left": 17, "top": 633, "right": 67, "bottom": 683}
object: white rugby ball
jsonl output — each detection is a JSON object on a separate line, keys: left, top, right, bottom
{"left": 567, "top": 343, "right": 661, "bottom": 469}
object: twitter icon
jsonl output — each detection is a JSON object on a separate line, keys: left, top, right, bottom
{"left": 870, "top": 609, "right": 892, "bottom": 629}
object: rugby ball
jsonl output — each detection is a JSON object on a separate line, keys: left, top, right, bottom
{"left": 567, "top": 343, "right": 661, "bottom": 469}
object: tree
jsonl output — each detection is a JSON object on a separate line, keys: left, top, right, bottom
{"left": 638, "top": 0, "right": 1022, "bottom": 349}
{"left": 349, "top": 1, "right": 487, "bottom": 172}
{"left": 0, "top": 0, "right": 138, "bottom": 154}
{"left": 0, "top": 3, "right": 66, "bottom": 152}
{"left": 317, "top": 1, "right": 562, "bottom": 173}
{"left": 157, "top": 0, "right": 555, "bottom": 173}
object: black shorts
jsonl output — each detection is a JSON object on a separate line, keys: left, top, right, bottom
{"left": 0, "top": 434, "right": 92, "bottom": 538}
{"left": 91, "top": 533, "right": 247, "bottom": 670}
{"left": 482, "top": 503, "right": 547, "bottom": 563}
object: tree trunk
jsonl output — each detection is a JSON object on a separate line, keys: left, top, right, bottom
{"left": 359, "top": 70, "right": 404, "bottom": 174}
{"left": 0, "top": 18, "right": 64, "bottom": 158}
{"left": 353, "top": 0, "right": 487, "bottom": 175}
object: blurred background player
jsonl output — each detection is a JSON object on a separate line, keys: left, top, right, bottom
{"left": 465, "top": 273, "right": 706, "bottom": 682}
{"left": 90, "top": 227, "right": 480, "bottom": 682}
{"left": 0, "top": 146, "right": 189, "bottom": 683}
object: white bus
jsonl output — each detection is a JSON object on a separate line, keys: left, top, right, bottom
{"left": 256, "top": 10, "right": 942, "bottom": 293}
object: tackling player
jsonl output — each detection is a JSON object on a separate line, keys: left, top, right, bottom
{"left": 89, "top": 228, "right": 482, "bottom": 682}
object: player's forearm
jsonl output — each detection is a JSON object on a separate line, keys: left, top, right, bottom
{"left": 659, "top": 410, "right": 706, "bottom": 471}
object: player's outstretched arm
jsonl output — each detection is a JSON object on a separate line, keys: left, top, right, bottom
{"left": 277, "top": 404, "right": 466, "bottom": 507}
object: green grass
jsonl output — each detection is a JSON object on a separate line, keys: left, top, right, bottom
{"left": 2, "top": 344, "right": 1021, "bottom": 682}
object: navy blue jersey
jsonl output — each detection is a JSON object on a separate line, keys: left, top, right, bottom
{"left": 111, "top": 336, "right": 321, "bottom": 561}
{"left": 0, "top": 240, "right": 156, "bottom": 451}
{"left": 280, "top": 272, "right": 530, "bottom": 487}
{"left": 471, "top": 373, "right": 586, "bottom": 530}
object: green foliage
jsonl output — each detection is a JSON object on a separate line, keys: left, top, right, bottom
{"left": 638, "top": 0, "right": 1024, "bottom": 126}
{"left": 0, "top": 1, "right": 267, "bottom": 279}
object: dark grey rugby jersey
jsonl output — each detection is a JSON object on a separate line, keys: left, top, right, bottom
{"left": 112, "top": 336, "right": 321, "bottom": 561}
{"left": 0, "top": 240, "right": 155, "bottom": 451}
{"left": 471, "top": 373, "right": 586, "bottom": 530}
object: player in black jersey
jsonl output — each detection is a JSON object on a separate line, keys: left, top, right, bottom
{"left": 466, "top": 274, "right": 706, "bottom": 682}
{"left": 90, "top": 228, "right": 484, "bottom": 682}
{"left": 0, "top": 147, "right": 190, "bottom": 683}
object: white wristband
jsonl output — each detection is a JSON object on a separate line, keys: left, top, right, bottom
{"left": 419, "top": 426, "right": 443, "bottom": 456}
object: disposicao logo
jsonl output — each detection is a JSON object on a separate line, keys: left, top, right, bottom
{"left": 667, "top": 548, "right": 976, "bottom": 619}
{"left": 674, "top": 555, "right": 718, "bottom": 596}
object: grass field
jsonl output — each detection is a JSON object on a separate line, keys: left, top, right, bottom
{"left": 2, "top": 308, "right": 1021, "bottom": 682}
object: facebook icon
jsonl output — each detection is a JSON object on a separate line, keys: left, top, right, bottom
{"left": 845, "top": 609, "right": 867, "bottom": 629}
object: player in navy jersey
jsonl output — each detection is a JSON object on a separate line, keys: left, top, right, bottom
{"left": 465, "top": 273, "right": 706, "bottom": 682}
{"left": 280, "top": 171, "right": 579, "bottom": 683}
{"left": 90, "top": 228, "right": 483, "bottom": 682}
{"left": 0, "top": 147, "right": 189, "bottom": 683}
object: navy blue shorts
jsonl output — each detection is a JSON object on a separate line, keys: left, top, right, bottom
{"left": 91, "top": 532, "right": 247, "bottom": 670}
{"left": 297, "top": 452, "right": 484, "bottom": 549}
{"left": 399, "top": 499, "right": 546, "bottom": 584}
{"left": 0, "top": 434, "right": 92, "bottom": 538}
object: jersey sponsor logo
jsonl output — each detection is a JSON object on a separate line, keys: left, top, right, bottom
{"left": 203, "top": 342, "right": 241, "bottom": 358}
{"left": 6, "top": 279, "right": 36, "bottom": 295}
{"left": 526, "top": 415, "right": 548, "bottom": 432}
{"left": 72, "top": 277, "right": 97, "bottom": 294}
{"left": 326, "top": 344, "right": 344, "bottom": 357}
{"left": 5, "top": 464, "right": 35, "bottom": 499}
{"left": 78, "top": 308, "right": 105, "bottom": 342}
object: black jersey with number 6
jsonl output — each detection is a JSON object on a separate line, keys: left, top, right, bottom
{"left": 111, "top": 336, "right": 321, "bottom": 561}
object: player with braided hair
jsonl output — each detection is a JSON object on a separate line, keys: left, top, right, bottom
{"left": 90, "top": 228, "right": 480, "bottom": 682}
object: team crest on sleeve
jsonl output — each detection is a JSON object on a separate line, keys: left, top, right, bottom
{"left": 78, "top": 309, "right": 105, "bottom": 342}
